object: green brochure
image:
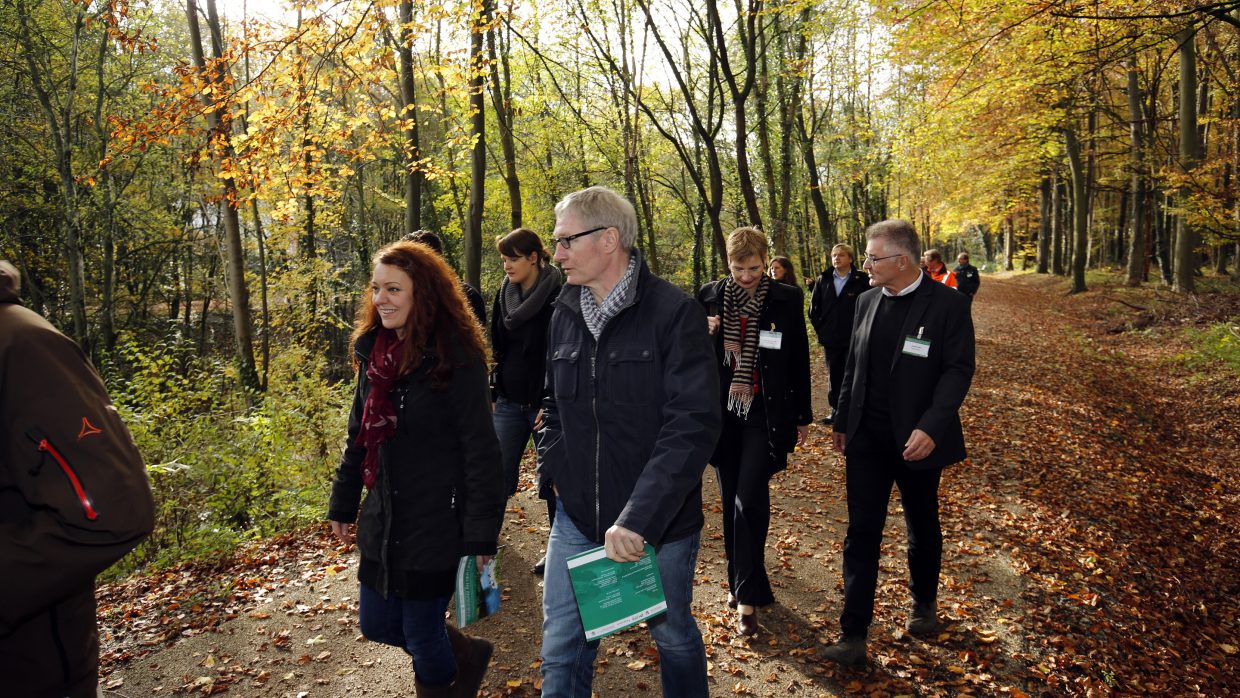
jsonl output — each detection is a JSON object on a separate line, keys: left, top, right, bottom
{"left": 566, "top": 543, "right": 667, "bottom": 641}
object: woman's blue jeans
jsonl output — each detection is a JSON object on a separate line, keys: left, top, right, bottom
{"left": 493, "top": 396, "right": 540, "bottom": 497}
{"left": 357, "top": 583, "right": 455, "bottom": 686}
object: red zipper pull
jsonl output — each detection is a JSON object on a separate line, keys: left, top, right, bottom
{"left": 37, "top": 438, "right": 98, "bottom": 521}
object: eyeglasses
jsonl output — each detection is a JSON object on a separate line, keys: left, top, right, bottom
{"left": 862, "top": 253, "right": 903, "bottom": 266}
{"left": 550, "top": 226, "right": 608, "bottom": 250}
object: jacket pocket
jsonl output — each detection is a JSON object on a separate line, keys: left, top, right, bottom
{"left": 26, "top": 429, "right": 98, "bottom": 521}
{"left": 549, "top": 342, "right": 581, "bottom": 401}
{"left": 602, "top": 343, "right": 655, "bottom": 405}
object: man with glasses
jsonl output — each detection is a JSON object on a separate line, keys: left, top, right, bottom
{"left": 822, "top": 220, "right": 976, "bottom": 665}
{"left": 535, "top": 186, "right": 720, "bottom": 697}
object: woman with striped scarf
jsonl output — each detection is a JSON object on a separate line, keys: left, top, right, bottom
{"left": 698, "top": 227, "right": 813, "bottom": 638}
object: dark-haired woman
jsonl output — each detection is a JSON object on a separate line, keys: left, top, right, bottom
{"left": 768, "top": 256, "right": 799, "bottom": 288}
{"left": 699, "top": 227, "right": 812, "bottom": 638}
{"left": 328, "top": 241, "right": 506, "bottom": 698}
{"left": 490, "top": 228, "right": 561, "bottom": 574}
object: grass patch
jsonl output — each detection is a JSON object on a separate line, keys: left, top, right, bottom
{"left": 1184, "top": 321, "right": 1240, "bottom": 378}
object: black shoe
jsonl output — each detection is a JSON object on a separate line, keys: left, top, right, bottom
{"left": 906, "top": 601, "right": 941, "bottom": 636}
{"left": 738, "top": 608, "right": 759, "bottom": 637}
{"left": 819, "top": 410, "right": 834, "bottom": 425}
{"left": 821, "top": 636, "right": 866, "bottom": 665}
{"left": 532, "top": 556, "right": 546, "bottom": 576}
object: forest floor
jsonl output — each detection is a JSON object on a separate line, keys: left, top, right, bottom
{"left": 97, "top": 272, "right": 1240, "bottom": 697}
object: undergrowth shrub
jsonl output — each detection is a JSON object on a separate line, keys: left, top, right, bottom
{"left": 104, "top": 338, "right": 351, "bottom": 575}
{"left": 1185, "top": 321, "right": 1240, "bottom": 377}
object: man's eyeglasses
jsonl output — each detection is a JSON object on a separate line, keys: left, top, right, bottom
{"left": 862, "top": 253, "right": 902, "bottom": 266}
{"left": 551, "top": 226, "right": 608, "bottom": 250}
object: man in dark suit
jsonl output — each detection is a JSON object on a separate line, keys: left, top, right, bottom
{"left": 808, "top": 244, "right": 870, "bottom": 424}
{"left": 823, "top": 220, "right": 976, "bottom": 665}
{"left": 954, "top": 252, "right": 980, "bottom": 303}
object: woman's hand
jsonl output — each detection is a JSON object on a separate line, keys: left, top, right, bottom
{"left": 330, "top": 520, "right": 355, "bottom": 545}
{"left": 707, "top": 315, "right": 721, "bottom": 335}
{"left": 796, "top": 424, "right": 809, "bottom": 446}
{"left": 475, "top": 555, "right": 495, "bottom": 574}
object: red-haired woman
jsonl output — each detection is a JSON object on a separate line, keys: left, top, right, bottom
{"left": 328, "top": 241, "right": 505, "bottom": 698}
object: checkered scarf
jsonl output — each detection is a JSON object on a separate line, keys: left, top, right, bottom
{"left": 580, "top": 253, "right": 638, "bottom": 339}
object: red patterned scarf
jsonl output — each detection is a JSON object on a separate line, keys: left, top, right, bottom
{"left": 357, "top": 328, "right": 406, "bottom": 488}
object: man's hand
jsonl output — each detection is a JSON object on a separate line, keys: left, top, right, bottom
{"left": 706, "top": 315, "right": 721, "bottom": 335}
{"left": 832, "top": 431, "right": 847, "bottom": 453}
{"left": 475, "top": 554, "right": 495, "bottom": 574}
{"left": 329, "top": 520, "right": 354, "bottom": 545}
{"left": 903, "top": 428, "right": 936, "bottom": 461}
{"left": 604, "top": 525, "right": 646, "bottom": 563}
{"left": 796, "top": 424, "right": 809, "bottom": 446}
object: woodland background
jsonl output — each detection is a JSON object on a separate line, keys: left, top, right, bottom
{"left": 2, "top": 0, "right": 1239, "bottom": 571}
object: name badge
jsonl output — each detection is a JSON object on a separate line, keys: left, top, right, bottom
{"left": 902, "top": 336, "right": 930, "bottom": 358}
{"left": 759, "top": 330, "right": 783, "bottom": 350}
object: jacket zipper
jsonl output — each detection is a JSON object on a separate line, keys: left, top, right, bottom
{"left": 591, "top": 345, "right": 600, "bottom": 541}
{"left": 34, "top": 434, "right": 98, "bottom": 521}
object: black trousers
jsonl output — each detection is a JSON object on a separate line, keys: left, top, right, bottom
{"left": 713, "top": 406, "right": 776, "bottom": 607}
{"left": 823, "top": 346, "right": 848, "bottom": 411}
{"left": 840, "top": 419, "right": 943, "bottom": 638}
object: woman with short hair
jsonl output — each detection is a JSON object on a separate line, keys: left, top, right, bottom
{"left": 698, "top": 227, "right": 813, "bottom": 637}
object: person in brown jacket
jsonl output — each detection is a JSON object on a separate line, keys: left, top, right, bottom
{"left": 0, "top": 260, "right": 155, "bottom": 697}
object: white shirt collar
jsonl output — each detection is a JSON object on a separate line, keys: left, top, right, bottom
{"left": 881, "top": 271, "right": 924, "bottom": 297}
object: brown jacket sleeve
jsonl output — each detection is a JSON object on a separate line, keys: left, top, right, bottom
{"left": 0, "top": 304, "right": 155, "bottom": 634}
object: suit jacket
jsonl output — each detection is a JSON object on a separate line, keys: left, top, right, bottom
{"left": 697, "top": 279, "right": 813, "bottom": 471}
{"left": 834, "top": 274, "right": 975, "bottom": 470}
{"left": 808, "top": 268, "right": 870, "bottom": 349}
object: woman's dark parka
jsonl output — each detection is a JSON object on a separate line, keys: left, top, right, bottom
{"left": 697, "top": 279, "right": 813, "bottom": 472}
{"left": 328, "top": 330, "right": 505, "bottom": 598}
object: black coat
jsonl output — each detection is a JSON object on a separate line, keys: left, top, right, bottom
{"left": 489, "top": 285, "right": 558, "bottom": 406}
{"left": 697, "top": 279, "right": 813, "bottom": 471}
{"left": 328, "top": 330, "right": 505, "bottom": 597}
{"left": 834, "top": 275, "right": 975, "bottom": 470}
{"left": 808, "top": 268, "right": 870, "bottom": 349}
{"left": 954, "top": 263, "right": 980, "bottom": 296}
{"left": 536, "top": 252, "right": 721, "bottom": 545}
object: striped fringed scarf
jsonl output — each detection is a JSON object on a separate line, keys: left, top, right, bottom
{"left": 721, "top": 274, "right": 769, "bottom": 417}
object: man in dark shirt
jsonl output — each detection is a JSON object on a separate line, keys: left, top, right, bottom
{"left": 823, "top": 221, "right": 976, "bottom": 665}
{"left": 954, "top": 252, "right": 980, "bottom": 302}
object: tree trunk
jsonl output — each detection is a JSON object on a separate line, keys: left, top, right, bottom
{"left": 707, "top": 0, "right": 763, "bottom": 229}
{"left": 1063, "top": 126, "right": 1089, "bottom": 293}
{"left": 1004, "top": 215, "right": 1015, "bottom": 271}
{"left": 1051, "top": 169, "right": 1065, "bottom": 275}
{"left": 186, "top": 0, "right": 260, "bottom": 393}
{"left": 1038, "top": 176, "right": 1051, "bottom": 273}
{"left": 1174, "top": 27, "right": 1199, "bottom": 293}
{"left": 16, "top": 0, "right": 90, "bottom": 352}
{"left": 465, "top": 0, "right": 490, "bottom": 287}
{"left": 487, "top": 7, "right": 520, "bottom": 229}
{"left": 1125, "top": 62, "right": 1148, "bottom": 285}
{"left": 398, "top": 0, "right": 424, "bottom": 234}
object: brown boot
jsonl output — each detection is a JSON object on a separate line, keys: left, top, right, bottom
{"left": 415, "top": 678, "right": 453, "bottom": 697}
{"left": 445, "top": 624, "right": 493, "bottom": 698}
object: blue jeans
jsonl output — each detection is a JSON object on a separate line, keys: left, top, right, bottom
{"left": 493, "top": 396, "right": 540, "bottom": 497}
{"left": 357, "top": 583, "right": 456, "bottom": 686}
{"left": 540, "top": 502, "right": 708, "bottom": 697}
